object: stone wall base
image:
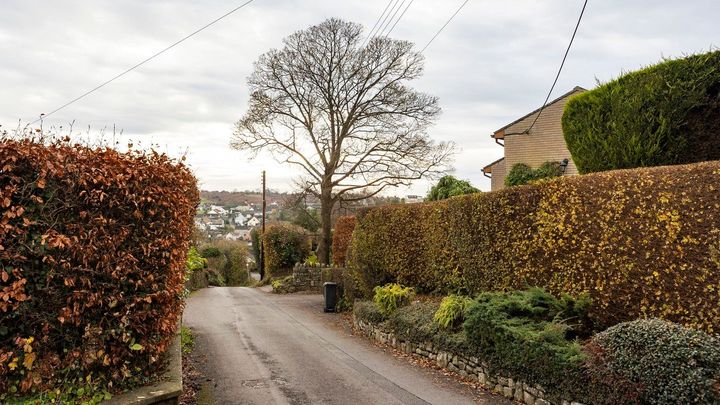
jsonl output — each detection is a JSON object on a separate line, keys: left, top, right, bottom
{"left": 353, "top": 317, "right": 585, "bottom": 405}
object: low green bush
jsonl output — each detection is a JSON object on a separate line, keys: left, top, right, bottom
{"left": 434, "top": 295, "right": 474, "bottom": 330}
{"left": 504, "top": 163, "right": 534, "bottom": 186}
{"left": 373, "top": 284, "right": 415, "bottom": 317}
{"left": 464, "top": 289, "right": 588, "bottom": 400}
{"left": 389, "top": 301, "right": 471, "bottom": 355}
{"left": 271, "top": 275, "right": 295, "bottom": 294}
{"left": 199, "top": 240, "right": 250, "bottom": 287}
{"left": 353, "top": 300, "right": 385, "bottom": 324}
{"left": 185, "top": 247, "right": 209, "bottom": 291}
{"left": 200, "top": 246, "right": 222, "bottom": 258}
{"left": 505, "top": 161, "right": 563, "bottom": 187}
{"left": 585, "top": 319, "right": 720, "bottom": 405}
{"left": 304, "top": 251, "right": 319, "bottom": 266}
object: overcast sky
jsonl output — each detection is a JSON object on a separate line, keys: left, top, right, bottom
{"left": 1, "top": 0, "right": 717, "bottom": 195}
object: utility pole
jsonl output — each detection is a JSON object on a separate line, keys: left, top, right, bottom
{"left": 259, "top": 170, "right": 266, "bottom": 280}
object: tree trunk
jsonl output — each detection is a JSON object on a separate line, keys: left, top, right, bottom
{"left": 317, "top": 189, "right": 334, "bottom": 265}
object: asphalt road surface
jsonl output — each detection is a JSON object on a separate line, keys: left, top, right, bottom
{"left": 183, "top": 287, "right": 509, "bottom": 405}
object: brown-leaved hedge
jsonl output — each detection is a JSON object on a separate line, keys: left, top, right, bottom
{"left": 331, "top": 215, "right": 355, "bottom": 267}
{"left": 0, "top": 138, "right": 199, "bottom": 397}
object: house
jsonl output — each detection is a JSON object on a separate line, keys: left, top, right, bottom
{"left": 201, "top": 217, "right": 224, "bottom": 231}
{"left": 406, "top": 195, "right": 424, "bottom": 204}
{"left": 234, "top": 214, "right": 248, "bottom": 227}
{"left": 247, "top": 217, "right": 260, "bottom": 227}
{"left": 225, "top": 229, "right": 251, "bottom": 241}
{"left": 231, "top": 204, "right": 253, "bottom": 213}
{"left": 483, "top": 87, "right": 585, "bottom": 191}
{"left": 208, "top": 205, "right": 228, "bottom": 216}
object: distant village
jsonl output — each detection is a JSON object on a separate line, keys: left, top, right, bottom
{"left": 194, "top": 200, "right": 277, "bottom": 242}
{"left": 195, "top": 191, "right": 424, "bottom": 242}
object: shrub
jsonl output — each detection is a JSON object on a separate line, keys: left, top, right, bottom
{"left": 352, "top": 300, "right": 385, "bottom": 324}
{"left": 262, "top": 223, "right": 310, "bottom": 278}
{"left": 504, "top": 163, "right": 535, "bottom": 186}
{"left": 0, "top": 138, "right": 198, "bottom": 400}
{"left": 505, "top": 161, "right": 563, "bottom": 187}
{"left": 563, "top": 50, "right": 720, "bottom": 174}
{"left": 373, "top": 284, "right": 415, "bottom": 317}
{"left": 250, "top": 227, "right": 261, "bottom": 272}
{"left": 426, "top": 175, "right": 479, "bottom": 201}
{"left": 200, "top": 246, "right": 222, "bottom": 258}
{"left": 434, "top": 295, "right": 473, "bottom": 330}
{"left": 304, "top": 251, "right": 319, "bottom": 266}
{"left": 585, "top": 319, "right": 720, "bottom": 405}
{"left": 348, "top": 160, "right": 720, "bottom": 333}
{"left": 186, "top": 247, "right": 207, "bottom": 274}
{"left": 464, "top": 289, "right": 587, "bottom": 400}
{"left": 185, "top": 247, "right": 209, "bottom": 291}
{"left": 331, "top": 216, "right": 356, "bottom": 266}
{"left": 198, "top": 239, "right": 249, "bottom": 287}
{"left": 270, "top": 275, "right": 295, "bottom": 294}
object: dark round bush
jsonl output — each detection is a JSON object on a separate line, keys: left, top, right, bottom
{"left": 585, "top": 319, "right": 720, "bottom": 404}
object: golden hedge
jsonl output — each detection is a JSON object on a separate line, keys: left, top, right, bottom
{"left": 348, "top": 161, "right": 720, "bottom": 333}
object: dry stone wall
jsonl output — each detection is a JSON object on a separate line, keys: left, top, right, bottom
{"left": 353, "top": 317, "right": 586, "bottom": 405}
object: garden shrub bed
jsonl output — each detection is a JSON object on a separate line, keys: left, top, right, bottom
{"left": 0, "top": 138, "right": 198, "bottom": 402}
{"left": 353, "top": 292, "right": 587, "bottom": 404}
{"left": 353, "top": 290, "right": 720, "bottom": 404}
{"left": 348, "top": 160, "right": 720, "bottom": 333}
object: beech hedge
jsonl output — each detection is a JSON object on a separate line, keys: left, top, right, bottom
{"left": 0, "top": 139, "right": 198, "bottom": 398}
{"left": 562, "top": 50, "right": 720, "bottom": 173}
{"left": 348, "top": 160, "right": 720, "bottom": 333}
{"left": 331, "top": 215, "right": 355, "bottom": 266}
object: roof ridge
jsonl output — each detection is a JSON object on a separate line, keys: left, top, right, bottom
{"left": 492, "top": 86, "right": 586, "bottom": 136}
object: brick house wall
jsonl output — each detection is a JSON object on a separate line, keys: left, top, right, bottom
{"left": 486, "top": 87, "right": 584, "bottom": 191}
{"left": 490, "top": 158, "right": 506, "bottom": 191}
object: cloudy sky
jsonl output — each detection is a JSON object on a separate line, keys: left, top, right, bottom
{"left": 1, "top": 0, "right": 717, "bottom": 195}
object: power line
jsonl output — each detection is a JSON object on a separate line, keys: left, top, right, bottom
{"left": 523, "top": 0, "right": 588, "bottom": 134}
{"left": 383, "top": 0, "right": 415, "bottom": 38}
{"left": 361, "top": 0, "right": 395, "bottom": 48}
{"left": 376, "top": 0, "right": 407, "bottom": 38}
{"left": 365, "top": 0, "right": 401, "bottom": 46}
{"left": 420, "top": 0, "right": 470, "bottom": 53}
{"left": 31, "top": 0, "right": 256, "bottom": 125}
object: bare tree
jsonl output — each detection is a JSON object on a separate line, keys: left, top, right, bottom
{"left": 232, "top": 18, "right": 454, "bottom": 264}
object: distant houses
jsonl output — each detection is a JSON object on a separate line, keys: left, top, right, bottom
{"left": 405, "top": 195, "right": 424, "bottom": 204}
{"left": 196, "top": 200, "right": 265, "bottom": 240}
{"left": 224, "top": 229, "right": 251, "bottom": 242}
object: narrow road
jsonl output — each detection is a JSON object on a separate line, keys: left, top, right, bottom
{"left": 183, "top": 287, "right": 509, "bottom": 405}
